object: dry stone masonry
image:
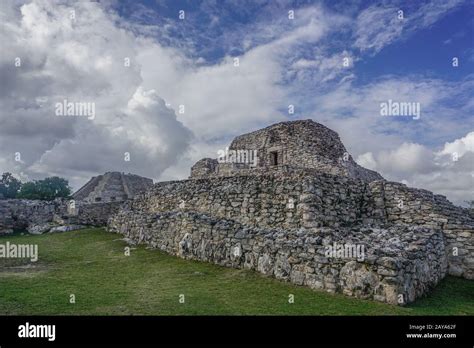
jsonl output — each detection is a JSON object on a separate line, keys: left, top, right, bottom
{"left": 109, "top": 210, "right": 447, "bottom": 304}
{"left": 0, "top": 199, "right": 122, "bottom": 235}
{"left": 190, "top": 120, "right": 383, "bottom": 182}
{"left": 108, "top": 120, "right": 473, "bottom": 305}
{"left": 0, "top": 199, "right": 60, "bottom": 234}
{"left": 0, "top": 120, "right": 471, "bottom": 305}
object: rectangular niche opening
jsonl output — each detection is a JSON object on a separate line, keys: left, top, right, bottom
{"left": 270, "top": 151, "right": 278, "bottom": 166}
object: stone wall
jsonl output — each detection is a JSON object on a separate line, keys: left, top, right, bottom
{"left": 368, "top": 181, "right": 473, "bottom": 279}
{"left": 0, "top": 199, "right": 60, "bottom": 234}
{"left": 190, "top": 158, "right": 219, "bottom": 178}
{"left": 0, "top": 199, "right": 122, "bottom": 235}
{"left": 57, "top": 201, "right": 123, "bottom": 227}
{"left": 127, "top": 171, "right": 368, "bottom": 230}
{"left": 107, "top": 168, "right": 473, "bottom": 304}
{"left": 108, "top": 210, "right": 447, "bottom": 305}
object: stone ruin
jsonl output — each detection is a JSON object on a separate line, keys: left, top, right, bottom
{"left": 0, "top": 120, "right": 472, "bottom": 305}
{"left": 190, "top": 119, "right": 383, "bottom": 182}
{"left": 0, "top": 172, "right": 153, "bottom": 235}
{"left": 72, "top": 171, "right": 153, "bottom": 203}
{"left": 107, "top": 120, "right": 473, "bottom": 305}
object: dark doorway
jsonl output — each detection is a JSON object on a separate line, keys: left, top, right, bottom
{"left": 270, "top": 151, "right": 278, "bottom": 166}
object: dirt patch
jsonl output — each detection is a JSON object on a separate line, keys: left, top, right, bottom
{"left": 0, "top": 263, "right": 50, "bottom": 277}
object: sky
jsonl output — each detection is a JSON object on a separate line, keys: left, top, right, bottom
{"left": 0, "top": 0, "right": 473, "bottom": 205}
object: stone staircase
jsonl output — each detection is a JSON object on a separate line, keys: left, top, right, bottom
{"left": 86, "top": 172, "right": 127, "bottom": 203}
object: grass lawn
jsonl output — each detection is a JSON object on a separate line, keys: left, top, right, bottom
{"left": 0, "top": 228, "right": 472, "bottom": 315}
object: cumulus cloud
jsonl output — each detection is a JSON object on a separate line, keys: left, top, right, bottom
{"left": 134, "top": 4, "right": 349, "bottom": 140}
{"left": 30, "top": 88, "right": 191, "bottom": 180}
{"left": 437, "top": 131, "right": 474, "bottom": 158}
{"left": 356, "top": 133, "right": 474, "bottom": 205}
{"left": 356, "top": 143, "right": 436, "bottom": 177}
{"left": 0, "top": 0, "right": 191, "bottom": 189}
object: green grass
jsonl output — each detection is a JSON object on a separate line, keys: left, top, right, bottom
{"left": 0, "top": 228, "right": 472, "bottom": 315}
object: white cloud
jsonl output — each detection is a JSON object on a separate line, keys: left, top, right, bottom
{"left": 0, "top": 0, "right": 191, "bottom": 189}
{"left": 437, "top": 131, "right": 474, "bottom": 158}
{"left": 354, "top": 6, "right": 405, "bottom": 53}
{"left": 135, "top": 4, "right": 349, "bottom": 140}
{"left": 354, "top": 0, "right": 464, "bottom": 54}
{"left": 356, "top": 152, "right": 377, "bottom": 171}
{"left": 137, "top": 43, "right": 286, "bottom": 139}
{"left": 357, "top": 143, "right": 436, "bottom": 177}
{"left": 356, "top": 133, "right": 473, "bottom": 206}
{"left": 311, "top": 76, "right": 473, "bottom": 156}
{"left": 290, "top": 50, "right": 355, "bottom": 83}
{"left": 28, "top": 87, "right": 191, "bottom": 184}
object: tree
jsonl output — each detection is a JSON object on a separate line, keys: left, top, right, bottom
{"left": 17, "top": 176, "right": 71, "bottom": 200}
{"left": 0, "top": 172, "right": 22, "bottom": 199}
{"left": 16, "top": 182, "right": 41, "bottom": 200}
{"left": 38, "top": 177, "right": 71, "bottom": 200}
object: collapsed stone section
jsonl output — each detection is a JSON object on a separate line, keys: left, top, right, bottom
{"left": 190, "top": 120, "right": 383, "bottom": 182}
{"left": 0, "top": 199, "right": 121, "bottom": 235}
{"left": 108, "top": 210, "right": 447, "bottom": 305}
{"left": 0, "top": 199, "right": 59, "bottom": 234}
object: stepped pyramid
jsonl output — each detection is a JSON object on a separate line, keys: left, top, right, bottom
{"left": 72, "top": 172, "right": 153, "bottom": 203}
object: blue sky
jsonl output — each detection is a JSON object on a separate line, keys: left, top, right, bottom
{"left": 116, "top": 0, "right": 473, "bottom": 78}
{"left": 0, "top": 0, "right": 473, "bottom": 204}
